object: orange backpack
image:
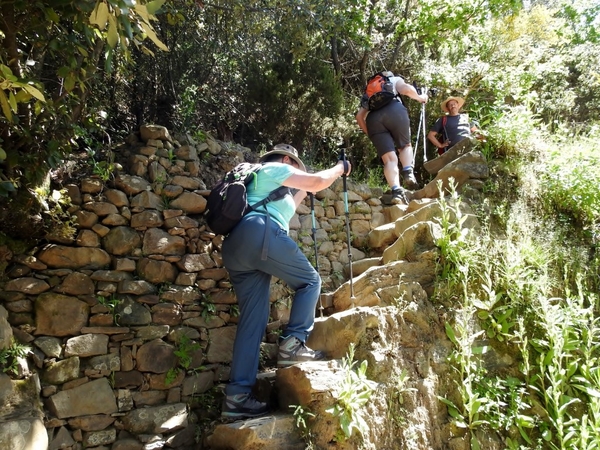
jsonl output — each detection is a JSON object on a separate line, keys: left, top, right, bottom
{"left": 364, "top": 72, "right": 397, "bottom": 111}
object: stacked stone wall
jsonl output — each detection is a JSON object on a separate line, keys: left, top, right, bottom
{"left": 0, "top": 125, "right": 391, "bottom": 449}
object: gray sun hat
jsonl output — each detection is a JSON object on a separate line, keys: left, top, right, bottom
{"left": 259, "top": 144, "right": 306, "bottom": 172}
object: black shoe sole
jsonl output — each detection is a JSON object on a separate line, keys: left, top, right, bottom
{"left": 221, "top": 409, "right": 271, "bottom": 420}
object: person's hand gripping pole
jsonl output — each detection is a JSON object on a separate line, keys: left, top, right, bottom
{"left": 340, "top": 149, "right": 356, "bottom": 304}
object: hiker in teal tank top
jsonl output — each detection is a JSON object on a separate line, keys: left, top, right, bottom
{"left": 245, "top": 162, "right": 299, "bottom": 232}
{"left": 220, "top": 143, "right": 351, "bottom": 420}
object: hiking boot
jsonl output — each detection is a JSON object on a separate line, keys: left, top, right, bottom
{"left": 390, "top": 188, "right": 408, "bottom": 205}
{"left": 221, "top": 393, "right": 270, "bottom": 419}
{"left": 278, "top": 336, "right": 326, "bottom": 367}
{"left": 401, "top": 168, "right": 419, "bottom": 190}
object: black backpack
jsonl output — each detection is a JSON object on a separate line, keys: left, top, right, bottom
{"left": 364, "top": 72, "right": 397, "bottom": 111}
{"left": 205, "top": 162, "right": 290, "bottom": 236}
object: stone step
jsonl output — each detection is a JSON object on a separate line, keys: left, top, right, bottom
{"left": 207, "top": 412, "right": 305, "bottom": 450}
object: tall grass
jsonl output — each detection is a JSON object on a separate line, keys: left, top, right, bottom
{"left": 435, "top": 122, "right": 600, "bottom": 449}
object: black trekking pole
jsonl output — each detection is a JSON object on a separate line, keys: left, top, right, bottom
{"left": 310, "top": 192, "right": 324, "bottom": 317}
{"left": 340, "top": 149, "right": 356, "bottom": 305}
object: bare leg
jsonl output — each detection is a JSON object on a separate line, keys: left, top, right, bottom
{"left": 398, "top": 144, "right": 414, "bottom": 168}
{"left": 381, "top": 151, "right": 400, "bottom": 189}
{"left": 381, "top": 151, "right": 408, "bottom": 204}
{"left": 398, "top": 144, "right": 419, "bottom": 190}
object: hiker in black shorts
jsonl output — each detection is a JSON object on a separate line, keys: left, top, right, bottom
{"left": 356, "top": 72, "right": 428, "bottom": 204}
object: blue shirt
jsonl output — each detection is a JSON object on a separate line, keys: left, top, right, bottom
{"left": 431, "top": 114, "right": 473, "bottom": 147}
{"left": 246, "top": 163, "right": 296, "bottom": 232}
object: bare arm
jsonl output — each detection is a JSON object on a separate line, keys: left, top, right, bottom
{"left": 395, "top": 78, "right": 428, "bottom": 104}
{"left": 427, "top": 130, "right": 447, "bottom": 149}
{"left": 282, "top": 161, "right": 351, "bottom": 193}
{"left": 292, "top": 189, "right": 307, "bottom": 208}
{"left": 356, "top": 107, "right": 369, "bottom": 134}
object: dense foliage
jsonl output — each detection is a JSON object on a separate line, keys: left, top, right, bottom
{"left": 1, "top": 0, "right": 598, "bottom": 201}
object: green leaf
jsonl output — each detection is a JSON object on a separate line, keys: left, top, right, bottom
{"left": 23, "top": 84, "right": 45, "bottom": 102}
{"left": 472, "top": 345, "right": 489, "bottom": 354}
{"left": 0, "top": 64, "right": 13, "bottom": 77}
{"left": 572, "top": 381, "right": 600, "bottom": 398}
{"left": 46, "top": 8, "right": 60, "bottom": 23}
{"left": 120, "top": 15, "right": 133, "bottom": 40}
{"left": 77, "top": 45, "right": 89, "bottom": 57}
{"left": 57, "top": 66, "right": 70, "bottom": 78}
{"left": 0, "top": 90, "right": 13, "bottom": 122}
{"left": 134, "top": 4, "right": 150, "bottom": 22}
{"left": 146, "top": 0, "right": 166, "bottom": 15}
{"left": 90, "top": 1, "right": 109, "bottom": 30}
{"left": 140, "top": 22, "right": 169, "bottom": 51}
{"left": 471, "top": 433, "right": 481, "bottom": 450}
{"left": 104, "top": 48, "right": 114, "bottom": 73}
{"left": 107, "top": 14, "right": 119, "bottom": 48}
{"left": 542, "top": 430, "right": 552, "bottom": 442}
{"left": 64, "top": 74, "right": 76, "bottom": 92}
{"left": 477, "top": 310, "right": 489, "bottom": 319}
{"left": 0, "top": 181, "right": 16, "bottom": 196}
{"left": 542, "top": 349, "right": 555, "bottom": 366}
{"left": 445, "top": 322, "right": 458, "bottom": 345}
{"left": 14, "top": 89, "right": 31, "bottom": 104}
{"left": 448, "top": 406, "right": 462, "bottom": 419}
{"left": 8, "top": 91, "right": 17, "bottom": 112}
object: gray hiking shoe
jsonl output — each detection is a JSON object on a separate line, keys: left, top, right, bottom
{"left": 390, "top": 188, "right": 408, "bottom": 205}
{"left": 401, "top": 168, "right": 419, "bottom": 190}
{"left": 221, "top": 393, "right": 270, "bottom": 419}
{"left": 278, "top": 336, "right": 326, "bottom": 367}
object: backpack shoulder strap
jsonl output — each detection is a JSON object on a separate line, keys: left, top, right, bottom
{"left": 249, "top": 185, "right": 290, "bottom": 211}
{"left": 248, "top": 183, "right": 292, "bottom": 261}
{"left": 441, "top": 115, "right": 448, "bottom": 139}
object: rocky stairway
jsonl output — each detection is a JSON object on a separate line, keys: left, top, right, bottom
{"left": 205, "top": 205, "right": 482, "bottom": 449}
{"left": 206, "top": 301, "right": 457, "bottom": 450}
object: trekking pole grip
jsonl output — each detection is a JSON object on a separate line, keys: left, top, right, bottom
{"left": 339, "top": 148, "right": 349, "bottom": 178}
{"left": 413, "top": 81, "right": 421, "bottom": 95}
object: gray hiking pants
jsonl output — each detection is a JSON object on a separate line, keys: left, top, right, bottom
{"left": 222, "top": 214, "right": 321, "bottom": 396}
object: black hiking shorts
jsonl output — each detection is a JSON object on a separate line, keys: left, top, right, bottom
{"left": 366, "top": 100, "right": 411, "bottom": 160}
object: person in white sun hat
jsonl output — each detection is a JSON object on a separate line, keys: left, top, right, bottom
{"left": 427, "top": 96, "right": 481, "bottom": 155}
{"left": 220, "top": 143, "right": 351, "bottom": 420}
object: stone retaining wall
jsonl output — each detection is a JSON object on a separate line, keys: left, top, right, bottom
{"left": 0, "top": 125, "right": 395, "bottom": 450}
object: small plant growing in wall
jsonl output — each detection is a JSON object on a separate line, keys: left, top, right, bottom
{"left": 200, "top": 297, "right": 216, "bottom": 320}
{"left": 160, "top": 194, "right": 171, "bottom": 210}
{"left": 291, "top": 404, "right": 317, "bottom": 449}
{"left": 167, "top": 148, "right": 177, "bottom": 164}
{"left": 326, "top": 344, "right": 376, "bottom": 442}
{"left": 87, "top": 148, "right": 117, "bottom": 182}
{"left": 97, "top": 294, "right": 122, "bottom": 325}
{"left": 0, "top": 340, "right": 30, "bottom": 376}
{"left": 387, "top": 369, "right": 415, "bottom": 428}
{"left": 32, "top": 188, "right": 78, "bottom": 240}
{"left": 166, "top": 335, "right": 201, "bottom": 386}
